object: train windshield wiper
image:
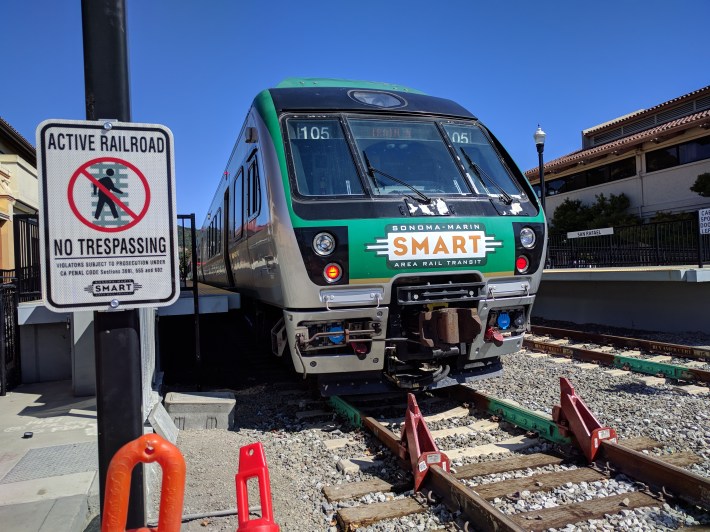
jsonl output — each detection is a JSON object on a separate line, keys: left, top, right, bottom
{"left": 362, "top": 150, "right": 431, "bottom": 205}
{"left": 460, "top": 148, "right": 513, "bottom": 205}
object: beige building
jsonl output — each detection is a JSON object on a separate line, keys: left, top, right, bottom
{"left": 0, "top": 117, "right": 38, "bottom": 271}
{"left": 526, "top": 85, "right": 710, "bottom": 221}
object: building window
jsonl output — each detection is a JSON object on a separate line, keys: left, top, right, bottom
{"left": 646, "top": 134, "right": 710, "bottom": 172}
{"left": 544, "top": 157, "right": 636, "bottom": 197}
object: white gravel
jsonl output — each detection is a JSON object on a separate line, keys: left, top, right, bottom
{"left": 151, "top": 331, "right": 710, "bottom": 531}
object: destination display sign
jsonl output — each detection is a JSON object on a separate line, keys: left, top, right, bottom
{"left": 36, "top": 119, "right": 179, "bottom": 312}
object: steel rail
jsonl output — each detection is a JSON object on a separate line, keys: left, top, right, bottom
{"left": 600, "top": 440, "right": 710, "bottom": 511}
{"left": 523, "top": 337, "right": 710, "bottom": 384}
{"left": 331, "top": 395, "right": 527, "bottom": 531}
{"left": 330, "top": 388, "right": 710, "bottom": 529}
{"left": 531, "top": 325, "right": 710, "bottom": 361}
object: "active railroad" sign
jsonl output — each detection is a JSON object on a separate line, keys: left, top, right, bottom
{"left": 36, "top": 119, "right": 179, "bottom": 311}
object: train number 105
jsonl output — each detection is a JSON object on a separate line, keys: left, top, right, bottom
{"left": 298, "top": 126, "right": 331, "bottom": 140}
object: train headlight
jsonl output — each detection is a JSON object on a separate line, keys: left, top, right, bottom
{"left": 313, "top": 232, "right": 336, "bottom": 256}
{"left": 323, "top": 263, "right": 343, "bottom": 283}
{"left": 520, "top": 227, "right": 536, "bottom": 249}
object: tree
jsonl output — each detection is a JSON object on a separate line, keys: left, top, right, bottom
{"left": 690, "top": 172, "right": 710, "bottom": 197}
{"left": 549, "top": 193, "right": 639, "bottom": 233}
{"left": 549, "top": 198, "right": 592, "bottom": 234}
{"left": 587, "top": 193, "right": 639, "bottom": 228}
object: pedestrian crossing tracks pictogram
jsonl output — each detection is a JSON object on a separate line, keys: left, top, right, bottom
{"left": 36, "top": 119, "right": 179, "bottom": 312}
{"left": 69, "top": 157, "right": 150, "bottom": 232}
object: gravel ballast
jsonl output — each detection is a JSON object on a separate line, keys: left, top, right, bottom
{"left": 152, "top": 331, "right": 710, "bottom": 531}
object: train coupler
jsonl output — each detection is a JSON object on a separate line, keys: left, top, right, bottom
{"left": 399, "top": 393, "right": 451, "bottom": 492}
{"left": 552, "top": 377, "right": 617, "bottom": 462}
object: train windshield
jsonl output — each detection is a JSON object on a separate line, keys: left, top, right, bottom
{"left": 284, "top": 116, "right": 527, "bottom": 201}
{"left": 442, "top": 123, "right": 524, "bottom": 198}
{"left": 348, "top": 119, "right": 472, "bottom": 196}
{"left": 286, "top": 119, "right": 365, "bottom": 196}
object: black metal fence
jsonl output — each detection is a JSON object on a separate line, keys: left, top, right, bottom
{"left": 9, "top": 214, "right": 41, "bottom": 302}
{"left": 0, "top": 265, "right": 41, "bottom": 302}
{"left": 547, "top": 218, "right": 710, "bottom": 268}
{"left": 0, "top": 282, "right": 20, "bottom": 395}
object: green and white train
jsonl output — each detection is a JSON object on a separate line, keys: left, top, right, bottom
{"left": 198, "top": 78, "right": 547, "bottom": 395}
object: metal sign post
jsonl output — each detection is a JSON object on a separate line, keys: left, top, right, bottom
{"left": 40, "top": 1, "right": 176, "bottom": 527}
{"left": 81, "top": 1, "right": 143, "bottom": 526}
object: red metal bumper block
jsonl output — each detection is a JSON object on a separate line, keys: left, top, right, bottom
{"left": 553, "top": 377, "right": 618, "bottom": 462}
{"left": 236, "top": 442, "right": 280, "bottom": 531}
{"left": 400, "top": 393, "right": 451, "bottom": 492}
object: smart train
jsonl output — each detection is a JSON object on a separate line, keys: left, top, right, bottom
{"left": 198, "top": 78, "right": 547, "bottom": 395}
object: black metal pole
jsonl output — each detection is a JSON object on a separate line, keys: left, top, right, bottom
{"left": 82, "top": 0, "right": 131, "bottom": 122}
{"left": 81, "top": 0, "right": 145, "bottom": 527}
{"left": 189, "top": 214, "right": 202, "bottom": 389}
{"left": 537, "top": 145, "right": 546, "bottom": 214}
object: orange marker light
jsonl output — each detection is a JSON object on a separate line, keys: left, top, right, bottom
{"left": 323, "top": 263, "right": 342, "bottom": 283}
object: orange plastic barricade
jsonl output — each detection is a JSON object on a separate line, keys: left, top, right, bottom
{"left": 102, "top": 433, "right": 186, "bottom": 532}
{"left": 235, "top": 442, "right": 280, "bottom": 531}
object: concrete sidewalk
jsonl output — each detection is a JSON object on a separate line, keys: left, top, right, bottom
{"left": 0, "top": 380, "right": 99, "bottom": 532}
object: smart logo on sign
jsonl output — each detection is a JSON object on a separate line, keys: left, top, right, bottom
{"left": 86, "top": 279, "right": 143, "bottom": 296}
{"left": 365, "top": 223, "right": 502, "bottom": 269}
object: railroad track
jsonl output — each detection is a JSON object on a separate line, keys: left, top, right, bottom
{"left": 525, "top": 325, "right": 710, "bottom": 386}
{"left": 322, "top": 384, "right": 710, "bottom": 531}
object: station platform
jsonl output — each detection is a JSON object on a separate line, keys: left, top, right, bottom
{"left": 157, "top": 282, "right": 241, "bottom": 316}
{"left": 533, "top": 265, "right": 710, "bottom": 333}
{"left": 0, "top": 380, "right": 99, "bottom": 532}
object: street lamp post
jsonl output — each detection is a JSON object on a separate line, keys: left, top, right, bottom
{"left": 534, "top": 125, "right": 546, "bottom": 214}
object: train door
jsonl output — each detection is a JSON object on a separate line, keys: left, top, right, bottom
{"left": 245, "top": 151, "right": 278, "bottom": 302}
{"left": 228, "top": 166, "right": 248, "bottom": 288}
{"left": 222, "top": 188, "right": 235, "bottom": 287}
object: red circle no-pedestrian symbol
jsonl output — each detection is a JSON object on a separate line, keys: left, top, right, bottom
{"left": 67, "top": 157, "right": 151, "bottom": 233}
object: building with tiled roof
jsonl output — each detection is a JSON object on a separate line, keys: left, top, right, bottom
{"left": 0, "top": 117, "right": 39, "bottom": 271}
{"left": 525, "top": 85, "right": 710, "bottom": 221}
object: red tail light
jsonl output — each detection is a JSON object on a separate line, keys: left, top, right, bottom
{"left": 515, "top": 255, "right": 529, "bottom": 273}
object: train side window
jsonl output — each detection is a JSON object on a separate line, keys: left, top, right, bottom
{"left": 208, "top": 219, "right": 213, "bottom": 257}
{"left": 216, "top": 208, "right": 222, "bottom": 252}
{"left": 232, "top": 168, "right": 244, "bottom": 239}
{"left": 209, "top": 208, "right": 222, "bottom": 257}
{"left": 247, "top": 159, "right": 261, "bottom": 219}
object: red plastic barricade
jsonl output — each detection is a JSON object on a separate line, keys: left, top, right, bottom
{"left": 101, "top": 433, "right": 186, "bottom": 532}
{"left": 235, "top": 442, "right": 280, "bottom": 531}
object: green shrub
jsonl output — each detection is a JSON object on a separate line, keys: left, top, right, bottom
{"left": 690, "top": 172, "right": 710, "bottom": 197}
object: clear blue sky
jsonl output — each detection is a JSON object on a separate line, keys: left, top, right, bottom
{"left": 3, "top": 0, "right": 708, "bottom": 222}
